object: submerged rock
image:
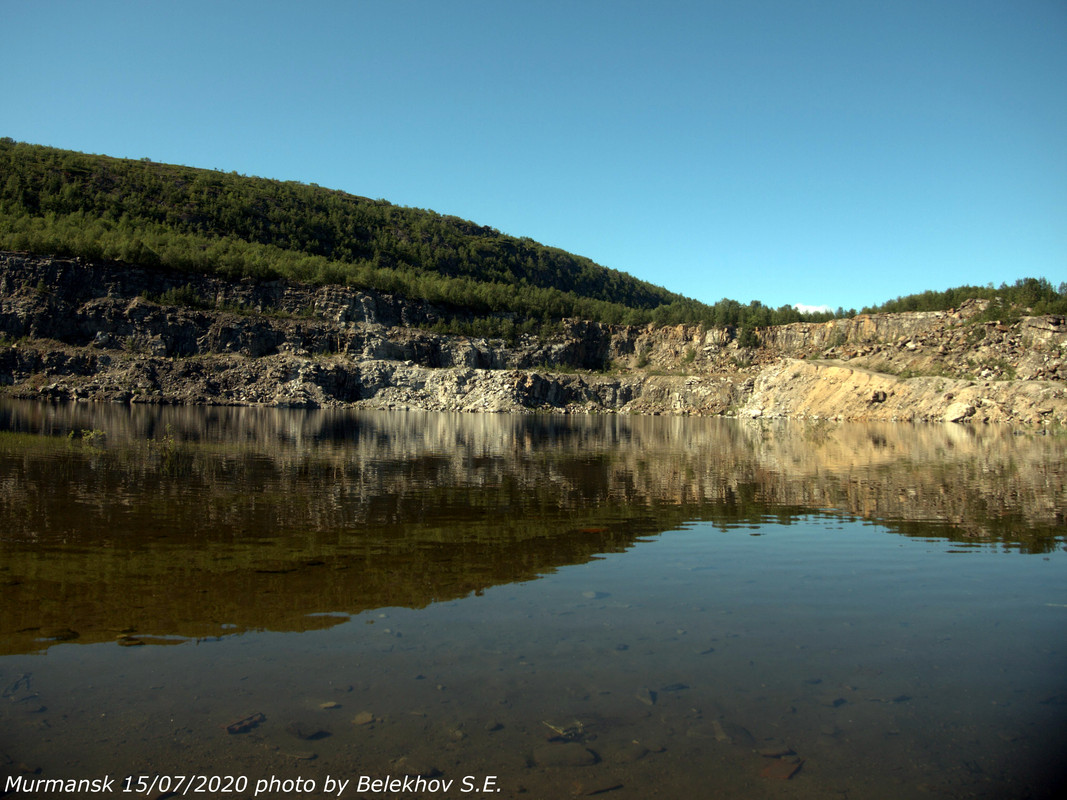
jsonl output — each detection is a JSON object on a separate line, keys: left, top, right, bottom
{"left": 285, "top": 721, "right": 329, "bottom": 740}
{"left": 533, "top": 742, "right": 598, "bottom": 767}
{"left": 635, "top": 687, "right": 657, "bottom": 706}
{"left": 761, "top": 758, "right": 804, "bottom": 780}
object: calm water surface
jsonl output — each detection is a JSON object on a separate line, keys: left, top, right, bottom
{"left": 1, "top": 400, "right": 1065, "bottom": 799}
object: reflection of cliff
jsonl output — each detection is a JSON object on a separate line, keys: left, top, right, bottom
{"left": 693, "top": 421, "right": 1067, "bottom": 546}
{"left": 2, "top": 400, "right": 1063, "bottom": 545}
{"left": 1, "top": 401, "right": 1064, "bottom": 655}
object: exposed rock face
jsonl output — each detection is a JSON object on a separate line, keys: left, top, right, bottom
{"left": 2, "top": 252, "right": 1066, "bottom": 425}
{"left": 739, "top": 360, "right": 1063, "bottom": 425}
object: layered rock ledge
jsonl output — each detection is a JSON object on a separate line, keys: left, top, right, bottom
{"left": 2, "top": 252, "right": 1065, "bottom": 425}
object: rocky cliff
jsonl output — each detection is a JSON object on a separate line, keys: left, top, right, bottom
{"left": 2, "top": 252, "right": 1065, "bottom": 425}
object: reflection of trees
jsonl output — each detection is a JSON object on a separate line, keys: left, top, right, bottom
{"left": 1, "top": 400, "right": 1063, "bottom": 655}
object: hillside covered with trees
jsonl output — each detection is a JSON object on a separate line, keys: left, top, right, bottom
{"left": 1, "top": 139, "right": 1064, "bottom": 334}
{"left": 0, "top": 140, "right": 835, "bottom": 334}
{"left": 862, "top": 278, "right": 1067, "bottom": 319}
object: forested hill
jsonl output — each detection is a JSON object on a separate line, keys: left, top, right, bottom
{"left": 0, "top": 139, "right": 834, "bottom": 331}
{"left": 4, "top": 140, "right": 1062, "bottom": 331}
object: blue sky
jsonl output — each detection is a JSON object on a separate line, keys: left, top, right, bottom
{"left": 3, "top": 0, "right": 1065, "bottom": 311}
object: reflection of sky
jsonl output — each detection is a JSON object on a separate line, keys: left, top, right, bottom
{"left": 6, "top": 514, "right": 1064, "bottom": 797}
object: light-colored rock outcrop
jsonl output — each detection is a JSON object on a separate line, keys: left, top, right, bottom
{"left": 737, "top": 359, "right": 1066, "bottom": 425}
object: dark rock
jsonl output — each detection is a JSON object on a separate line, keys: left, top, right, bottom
{"left": 285, "top": 721, "right": 330, "bottom": 740}
{"left": 533, "top": 742, "right": 599, "bottom": 767}
{"left": 635, "top": 687, "right": 656, "bottom": 706}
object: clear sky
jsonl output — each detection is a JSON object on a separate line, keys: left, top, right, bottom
{"left": 3, "top": 0, "right": 1065, "bottom": 311}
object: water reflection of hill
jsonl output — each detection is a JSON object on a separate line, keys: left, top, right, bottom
{"left": 1, "top": 400, "right": 1063, "bottom": 654}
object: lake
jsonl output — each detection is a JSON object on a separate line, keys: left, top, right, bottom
{"left": 1, "top": 399, "right": 1065, "bottom": 799}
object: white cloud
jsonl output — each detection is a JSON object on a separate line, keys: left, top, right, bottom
{"left": 793, "top": 303, "right": 833, "bottom": 314}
